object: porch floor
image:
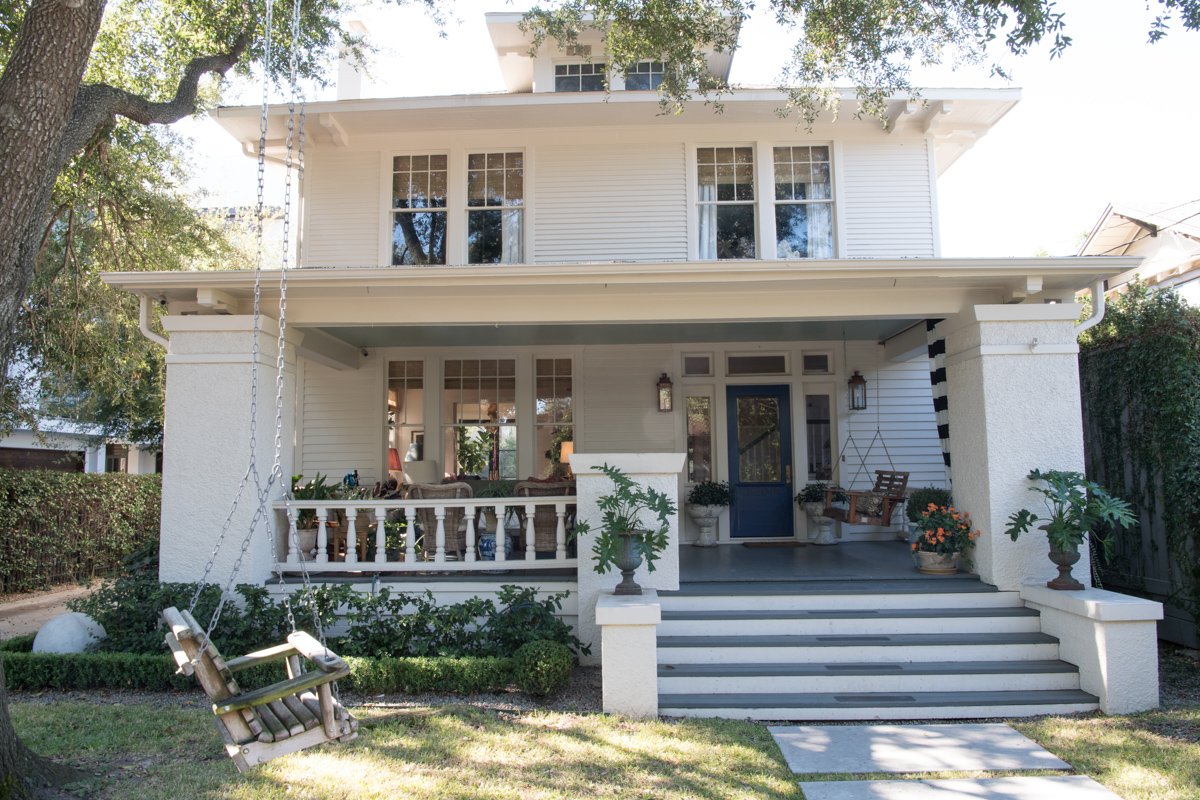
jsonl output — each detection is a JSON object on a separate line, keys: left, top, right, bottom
{"left": 680, "top": 541, "right": 974, "bottom": 584}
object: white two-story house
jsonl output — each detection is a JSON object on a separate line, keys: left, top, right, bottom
{"left": 104, "top": 13, "right": 1162, "bottom": 721}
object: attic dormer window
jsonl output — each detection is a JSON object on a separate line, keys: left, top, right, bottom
{"left": 625, "top": 61, "right": 665, "bottom": 90}
{"left": 555, "top": 62, "right": 607, "bottom": 92}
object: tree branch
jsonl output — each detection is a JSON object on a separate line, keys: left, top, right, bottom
{"left": 53, "top": 31, "right": 251, "bottom": 178}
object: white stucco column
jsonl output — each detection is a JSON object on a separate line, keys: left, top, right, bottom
{"left": 570, "top": 453, "right": 685, "bottom": 665}
{"left": 943, "top": 304, "right": 1087, "bottom": 590}
{"left": 596, "top": 591, "right": 662, "bottom": 717}
{"left": 159, "top": 315, "right": 297, "bottom": 586}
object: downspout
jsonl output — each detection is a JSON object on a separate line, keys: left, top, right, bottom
{"left": 1075, "top": 281, "right": 1107, "bottom": 335}
{"left": 139, "top": 295, "right": 169, "bottom": 350}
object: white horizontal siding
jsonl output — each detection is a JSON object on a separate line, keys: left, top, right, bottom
{"left": 839, "top": 140, "right": 935, "bottom": 258}
{"left": 535, "top": 143, "right": 688, "bottom": 263}
{"left": 298, "top": 354, "right": 384, "bottom": 485}
{"left": 579, "top": 346, "right": 677, "bottom": 452}
{"left": 303, "top": 150, "right": 380, "bottom": 268}
{"left": 839, "top": 342, "right": 947, "bottom": 491}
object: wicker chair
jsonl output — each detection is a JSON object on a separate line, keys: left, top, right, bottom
{"left": 406, "top": 482, "right": 474, "bottom": 559}
{"left": 514, "top": 481, "right": 575, "bottom": 555}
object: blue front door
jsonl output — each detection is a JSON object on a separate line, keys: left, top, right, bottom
{"left": 726, "top": 385, "right": 795, "bottom": 538}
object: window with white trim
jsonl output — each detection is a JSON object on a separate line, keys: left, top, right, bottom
{"left": 773, "top": 145, "right": 834, "bottom": 258}
{"left": 697, "top": 146, "right": 756, "bottom": 259}
{"left": 625, "top": 61, "right": 665, "bottom": 90}
{"left": 535, "top": 358, "right": 573, "bottom": 478}
{"left": 442, "top": 359, "right": 517, "bottom": 480}
{"left": 467, "top": 152, "right": 524, "bottom": 264}
{"left": 555, "top": 62, "right": 607, "bottom": 92}
{"left": 391, "top": 155, "right": 447, "bottom": 265}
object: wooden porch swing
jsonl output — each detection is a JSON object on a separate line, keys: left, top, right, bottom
{"left": 822, "top": 344, "right": 910, "bottom": 527}
{"left": 159, "top": 0, "right": 356, "bottom": 771}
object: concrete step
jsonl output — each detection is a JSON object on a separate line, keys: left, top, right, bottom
{"left": 656, "top": 632, "right": 1061, "bottom": 664}
{"left": 658, "top": 689, "right": 1100, "bottom": 720}
{"left": 657, "top": 659, "right": 1081, "bottom": 694}
{"left": 658, "top": 607, "right": 1042, "bottom": 636}
{"left": 659, "top": 583, "right": 1023, "bottom": 612}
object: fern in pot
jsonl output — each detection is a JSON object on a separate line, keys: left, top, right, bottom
{"left": 575, "top": 463, "right": 676, "bottom": 595}
{"left": 685, "top": 480, "right": 731, "bottom": 548}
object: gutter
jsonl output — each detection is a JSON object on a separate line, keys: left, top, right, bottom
{"left": 139, "top": 295, "right": 169, "bottom": 350}
{"left": 1075, "top": 281, "right": 1106, "bottom": 335}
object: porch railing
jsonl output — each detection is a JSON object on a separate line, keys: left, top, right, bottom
{"left": 270, "top": 497, "right": 577, "bottom": 574}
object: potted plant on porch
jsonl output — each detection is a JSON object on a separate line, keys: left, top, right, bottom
{"left": 685, "top": 480, "right": 731, "bottom": 547}
{"left": 912, "top": 503, "right": 980, "bottom": 574}
{"left": 1004, "top": 468, "right": 1135, "bottom": 590}
{"left": 905, "top": 486, "right": 953, "bottom": 542}
{"left": 574, "top": 463, "right": 675, "bottom": 596}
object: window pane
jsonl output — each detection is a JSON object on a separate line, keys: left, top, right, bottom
{"left": 392, "top": 211, "right": 447, "bottom": 265}
{"left": 776, "top": 203, "right": 833, "bottom": 259}
{"left": 687, "top": 396, "right": 713, "bottom": 483}
{"left": 806, "top": 394, "right": 833, "bottom": 481}
{"left": 736, "top": 396, "right": 781, "bottom": 482}
{"left": 715, "top": 205, "right": 756, "bottom": 259}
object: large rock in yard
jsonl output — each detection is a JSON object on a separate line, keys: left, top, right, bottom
{"left": 32, "top": 612, "right": 107, "bottom": 653}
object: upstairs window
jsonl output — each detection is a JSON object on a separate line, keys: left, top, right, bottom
{"left": 774, "top": 145, "right": 834, "bottom": 258}
{"left": 555, "top": 62, "right": 607, "bottom": 92}
{"left": 625, "top": 61, "right": 665, "bottom": 90}
{"left": 697, "top": 146, "right": 756, "bottom": 259}
{"left": 467, "top": 152, "right": 524, "bottom": 264}
{"left": 391, "top": 155, "right": 447, "bottom": 265}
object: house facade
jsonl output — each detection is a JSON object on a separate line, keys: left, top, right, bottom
{"left": 102, "top": 13, "right": 1163, "bottom": 720}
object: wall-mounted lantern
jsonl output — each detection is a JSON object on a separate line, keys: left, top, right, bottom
{"left": 657, "top": 373, "right": 674, "bottom": 412}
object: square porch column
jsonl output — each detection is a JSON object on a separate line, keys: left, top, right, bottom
{"left": 570, "top": 453, "right": 685, "bottom": 665}
{"left": 943, "top": 304, "right": 1087, "bottom": 590}
{"left": 158, "top": 315, "right": 297, "bottom": 586}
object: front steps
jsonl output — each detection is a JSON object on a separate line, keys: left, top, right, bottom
{"left": 657, "top": 578, "right": 1099, "bottom": 720}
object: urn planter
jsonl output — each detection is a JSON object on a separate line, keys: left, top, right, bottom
{"left": 613, "top": 530, "right": 646, "bottom": 595}
{"left": 802, "top": 501, "right": 838, "bottom": 546}
{"left": 686, "top": 504, "right": 723, "bottom": 547}
{"left": 1047, "top": 545, "right": 1085, "bottom": 591}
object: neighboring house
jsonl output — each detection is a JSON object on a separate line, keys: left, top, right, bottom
{"left": 102, "top": 14, "right": 1161, "bottom": 720}
{"left": 0, "top": 421, "right": 160, "bottom": 474}
{"left": 1078, "top": 200, "right": 1200, "bottom": 301}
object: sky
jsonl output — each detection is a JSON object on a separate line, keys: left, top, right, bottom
{"left": 181, "top": 0, "right": 1200, "bottom": 258}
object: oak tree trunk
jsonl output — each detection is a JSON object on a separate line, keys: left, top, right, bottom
{"left": 0, "top": 658, "right": 85, "bottom": 799}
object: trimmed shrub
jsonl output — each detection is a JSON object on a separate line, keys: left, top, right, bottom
{"left": 344, "top": 655, "right": 515, "bottom": 694}
{"left": 0, "top": 635, "right": 34, "bottom": 652}
{"left": 0, "top": 470, "right": 161, "bottom": 595}
{"left": 512, "top": 640, "right": 573, "bottom": 696}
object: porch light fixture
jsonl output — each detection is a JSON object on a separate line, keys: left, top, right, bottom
{"left": 848, "top": 371, "right": 868, "bottom": 410}
{"left": 656, "top": 373, "right": 674, "bottom": 412}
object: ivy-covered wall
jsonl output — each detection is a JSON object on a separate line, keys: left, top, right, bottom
{"left": 1079, "top": 285, "right": 1200, "bottom": 647}
{"left": 0, "top": 470, "right": 161, "bottom": 595}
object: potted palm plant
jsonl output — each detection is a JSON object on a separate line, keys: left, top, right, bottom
{"left": 574, "top": 463, "right": 675, "bottom": 595}
{"left": 1004, "top": 468, "right": 1136, "bottom": 590}
{"left": 686, "top": 480, "right": 731, "bottom": 547}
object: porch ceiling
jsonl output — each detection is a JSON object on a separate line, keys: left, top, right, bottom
{"left": 316, "top": 319, "right": 920, "bottom": 348}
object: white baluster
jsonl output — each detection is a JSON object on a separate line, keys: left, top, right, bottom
{"left": 374, "top": 507, "right": 387, "bottom": 563}
{"left": 404, "top": 503, "right": 418, "bottom": 562}
{"left": 555, "top": 502, "right": 567, "bottom": 560}
{"left": 465, "top": 507, "right": 477, "bottom": 563}
{"left": 286, "top": 508, "right": 300, "bottom": 564}
{"left": 345, "top": 507, "right": 358, "bottom": 564}
{"left": 524, "top": 502, "right": 536, "bottom": 561}
{"left": 493, "top": 503, "right": 506, "bottom": 564}
{"left": 316, "top": 507, "right": 329, "bottom": 564}
{"left": 435, "top": 504, "right": 446, "bottom": 562}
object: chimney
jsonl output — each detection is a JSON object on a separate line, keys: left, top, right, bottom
{"left": 337, "top": 20, "right": 369, "bottom": 100}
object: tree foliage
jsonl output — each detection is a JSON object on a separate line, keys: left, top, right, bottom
{"left": 525, "top": 0, "right": 1200, "bottom": 122}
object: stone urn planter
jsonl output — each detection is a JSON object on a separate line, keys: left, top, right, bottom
{"left": 1047, "top": 546, "right": 1085, "bottom": 591}
{"left": 579, "top": 464, "right": 675, "bottom": 598}
{"left": 915, "top": 550, "right": 959, "bottom": 575}
{"left": 686, "top": 504, "right": 723, "bottom": 547}
{"left": 613, "top": 530, "right": 647, "bottom": 595}
{"left": 801, "top": 501, "right": 837, "bottom": 546}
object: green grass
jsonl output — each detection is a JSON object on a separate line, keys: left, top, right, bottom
{"left": 9, "top": 701, "right": 802, "bottom": 799}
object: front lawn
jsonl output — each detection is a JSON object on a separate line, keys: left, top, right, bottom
{"left": 10, "top": 700, "right": 802, "bottom": 799}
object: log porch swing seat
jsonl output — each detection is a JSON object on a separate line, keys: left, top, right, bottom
{"left": 162, "top": 607, "right": 358, "bottom": 772}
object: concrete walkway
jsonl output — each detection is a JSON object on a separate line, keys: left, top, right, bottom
{"left": 0, "top": 584, "right": 94, "bottom": 638}
{"left": 770, "top": 724, "right": 1123, "bottom": 800}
